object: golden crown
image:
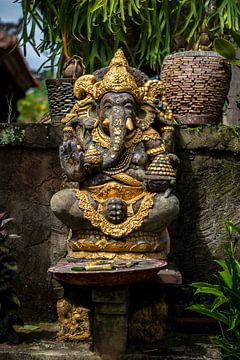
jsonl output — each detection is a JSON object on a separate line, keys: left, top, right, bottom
{"left": 74, "top": 49, "right": 143, "bottom": 102}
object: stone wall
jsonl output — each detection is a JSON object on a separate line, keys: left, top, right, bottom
{"left": 0, "top": 123, "right": 239, "bottom": 321}
{"left": 173, "top": 126, "right": 240, "bottom": 282}
{"left": 0, "top": 124, "right": 67, "bottom": 321}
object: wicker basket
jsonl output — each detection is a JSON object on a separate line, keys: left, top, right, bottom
{"left": 46, "top": 78, "right": 77, "bottom": 122}
{"left": 160, "top": 51, "right": 231, "bottom": 124}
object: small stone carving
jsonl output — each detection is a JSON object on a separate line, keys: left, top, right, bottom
{"left": 128, "top": 301, "right": 168, "bottom": 342}
{"left": 51, "top": 49, "right": 179, "bottom": 259}
{"left": 57, "top": 298, "right": 92, "bottom": 341}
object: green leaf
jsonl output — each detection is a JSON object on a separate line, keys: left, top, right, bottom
{"left": 219, "top": 269, "right": 233, "bottom": 289}
{"left": 214, "top": 38, "right": 237, "bottom": 60}
{"left": 191, "top": 282, "right": 223, "bottom": 297}
{"left": 9, "top": 294, "right": 20, "bottom": 308}
{"left": 211, "top": 296, "right": 228, "bottom": 311}
{"left": 188, "top": 304, "right": 229, "bottom": 326}
{"left": 232, "top": 30, "right": 240, "bottom": 48}
{"left": 228, "top": 313, "right": 240, "bottom": 331}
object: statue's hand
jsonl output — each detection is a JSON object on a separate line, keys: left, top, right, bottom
{"left": 144, "top": 179, "right": 176, "bottom": 196}
{"left": 59, "top": 140, "right": 85, "bottom": 181}
{"left": 168, "top": 153, "right": 180, "bottom": 169}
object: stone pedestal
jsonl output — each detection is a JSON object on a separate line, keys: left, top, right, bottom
{"left": 92, "top": 287, "right": 129, "bottom": 360}
{"left": 52, "top": 266, "right": 182, "bottom": 359}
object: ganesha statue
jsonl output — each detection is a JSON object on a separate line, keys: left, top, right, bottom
{"left": 51, "top": 49, "right": 179, "bottom": 260}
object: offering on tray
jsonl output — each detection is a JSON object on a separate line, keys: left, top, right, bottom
{"left": 71, "top": 260, "right": 139, "bottom": 271}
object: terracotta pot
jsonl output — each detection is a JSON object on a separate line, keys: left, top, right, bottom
{"left": 46, "top": 78, "right": 76, "bottom": 122}
{"left": 160, "top": 51, "right": 231, "bottom": 125}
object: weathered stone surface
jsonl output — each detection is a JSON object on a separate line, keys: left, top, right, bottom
{"left": 0, "top": 142, "right": 67, "bottom": 321}
{"left": 0, "top": 323, "right": 222, "bottom": 360}
{"left": 0, "top": 123, "right": 239, "bottom": 319}
{"left": 171, "top": 149, "right": 240, "bottom": 282}
{"left": 93, "top": 287, "right": 128, "bottom": 359}
{"left": 175, "top": 125, "right": 240, "bottom": 153}
{"left": 0, "top": 123, "right": 63, "bottom": 148}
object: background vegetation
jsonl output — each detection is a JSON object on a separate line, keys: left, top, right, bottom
{"left": 18, "top": 0, "right": 240, "bottom": 74}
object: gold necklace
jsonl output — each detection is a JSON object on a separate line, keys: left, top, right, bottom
{"left": 92, "top": 126, "right": 143, "bottom": 149}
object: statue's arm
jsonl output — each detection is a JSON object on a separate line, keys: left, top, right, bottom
{"left": 143, "top": 138, "right": 178, "bottom": 195}
{"left": 160, "top": 125, "right": 175, "bottom": 153}
{"left": 59, "top": 140, "right": 87, "bottom": 182}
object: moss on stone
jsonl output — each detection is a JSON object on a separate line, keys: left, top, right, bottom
{"left": 0, "top": 126, "right": 25, "bottom": 145}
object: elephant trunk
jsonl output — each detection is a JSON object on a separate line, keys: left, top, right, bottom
{"left": 102, "top": 106, "right": 127, "bottom": 169}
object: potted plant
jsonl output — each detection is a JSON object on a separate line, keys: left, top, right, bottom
{"left": 160, "top": 0, "right": 240, "bottom": 125}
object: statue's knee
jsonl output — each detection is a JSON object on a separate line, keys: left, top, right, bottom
{"left": 51, "top": 190, "right": 76, "bottom": 215}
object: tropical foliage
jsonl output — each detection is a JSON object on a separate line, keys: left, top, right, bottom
{"left": 0, "top": 213, "right": 22, "bottom": 343}
{"left": 17, "top": 80, "right": 49, "bottom": 123}
{"left": 188, "top": 221, "right": 240, "bottom": 359}
{"left": 214, "top": 37, "right": 240, "bottom": 66}
{"left": 17, "top": 0, "right": 240, "bottom": 74}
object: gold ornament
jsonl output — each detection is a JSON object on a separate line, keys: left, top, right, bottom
{"left": 67, "top": 250, "right": 166, "bottom": 260}
{"left": 95, "top": 49, "right": 143, "bottom": 101}
{"left": 68, "top": 229, "right": 165, "bottom": 253}
{"left": 75, "top": 187, "right": 154, "bottom": 238}
{"left": 135, "top": 104, "right": 157, "bottom": 130}
{"left": 146, "top": 154, "right": 176, "bottom": 177}
{"left": 84, "top": 144, "right": 102, "bottom": 166}
{"left": 68, "top": 227, "right": 170, "bottom": 259}
{"left": 73, "top": 75, "right": 96, "bottom": 99}
{"left": 146, "top": 145, "right": 166, "bottom": 157}
{"left": 109, "top": 172, "right": 142, "bottom": 186}
{"left": 142, "top": 127, "right": 161, "bottom": 141}
{"left": 63, "top": 126, "right": 73, "bottom": 133}
{"left": 57, "top": 298, "right": 92, "bottom": 341}
{"left": 72, "top": 49, "right": 143, "bottom": 102}
{"left": 141, "top": 80, "right": 165, "bottom": 103}
{"left": 84, "top": 182, "right": 143, "bottom": 202}
{"left": 160, "top": 126, "right": 175, "bottom": 133}
{"left": 92, "top": 126, "right": 143, "bottom": 149}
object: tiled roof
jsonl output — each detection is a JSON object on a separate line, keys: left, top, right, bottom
{"left": 0, "top": 31, "right": 40, "bottom": 91}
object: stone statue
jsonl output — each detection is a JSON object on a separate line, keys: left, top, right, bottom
{"left": 51, "top": 49, "right": 179, "bottom": 260}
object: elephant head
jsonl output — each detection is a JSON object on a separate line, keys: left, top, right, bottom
{"left": 98, "top": 92, "right": 137, "bottom": 169}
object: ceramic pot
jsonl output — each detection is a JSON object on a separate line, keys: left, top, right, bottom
{"left": 160, "top": 51, "right": 231, "bottom": 124}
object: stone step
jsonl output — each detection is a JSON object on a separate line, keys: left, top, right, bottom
{"left": 0, "top": 323, "right": 222, "bottom": 360}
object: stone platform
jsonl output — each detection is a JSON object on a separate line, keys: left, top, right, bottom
{"left": 0, "top": 323, "right": 222, "bottom": 360}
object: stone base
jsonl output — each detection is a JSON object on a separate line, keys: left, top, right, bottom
{"left": 0, "top": 323, "right": 222, "bottom": 359}
{"left": 50, "top": 266, "right": 183, "bottom": 359}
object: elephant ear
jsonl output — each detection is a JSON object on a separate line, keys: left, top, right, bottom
{"left": 135, "top": 104, "right": 157, "bottom": 130}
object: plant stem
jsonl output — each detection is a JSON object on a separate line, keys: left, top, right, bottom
{"left": 62, "top": 30, "right": 70, "bottom": 60}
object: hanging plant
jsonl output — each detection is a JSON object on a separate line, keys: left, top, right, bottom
{"left": 17, "top": 0, "right": 240, "bottom": 74}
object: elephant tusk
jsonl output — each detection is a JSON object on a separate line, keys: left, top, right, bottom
{"left": 126, "top": 117, "right": 134, "bottom": 131}
{"left": 102, "top": 117, "right": 110, "bottom": 128}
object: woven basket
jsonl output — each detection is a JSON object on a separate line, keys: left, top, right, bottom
{"left": 46, "top": 78, "right": 77, "bottom": 122}
{"left": 160, "top": 51, "right": 231, "bottom": 124}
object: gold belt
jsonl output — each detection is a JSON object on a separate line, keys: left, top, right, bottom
{"left": 75, "top": 182, "right": 155, "bottom": 238}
